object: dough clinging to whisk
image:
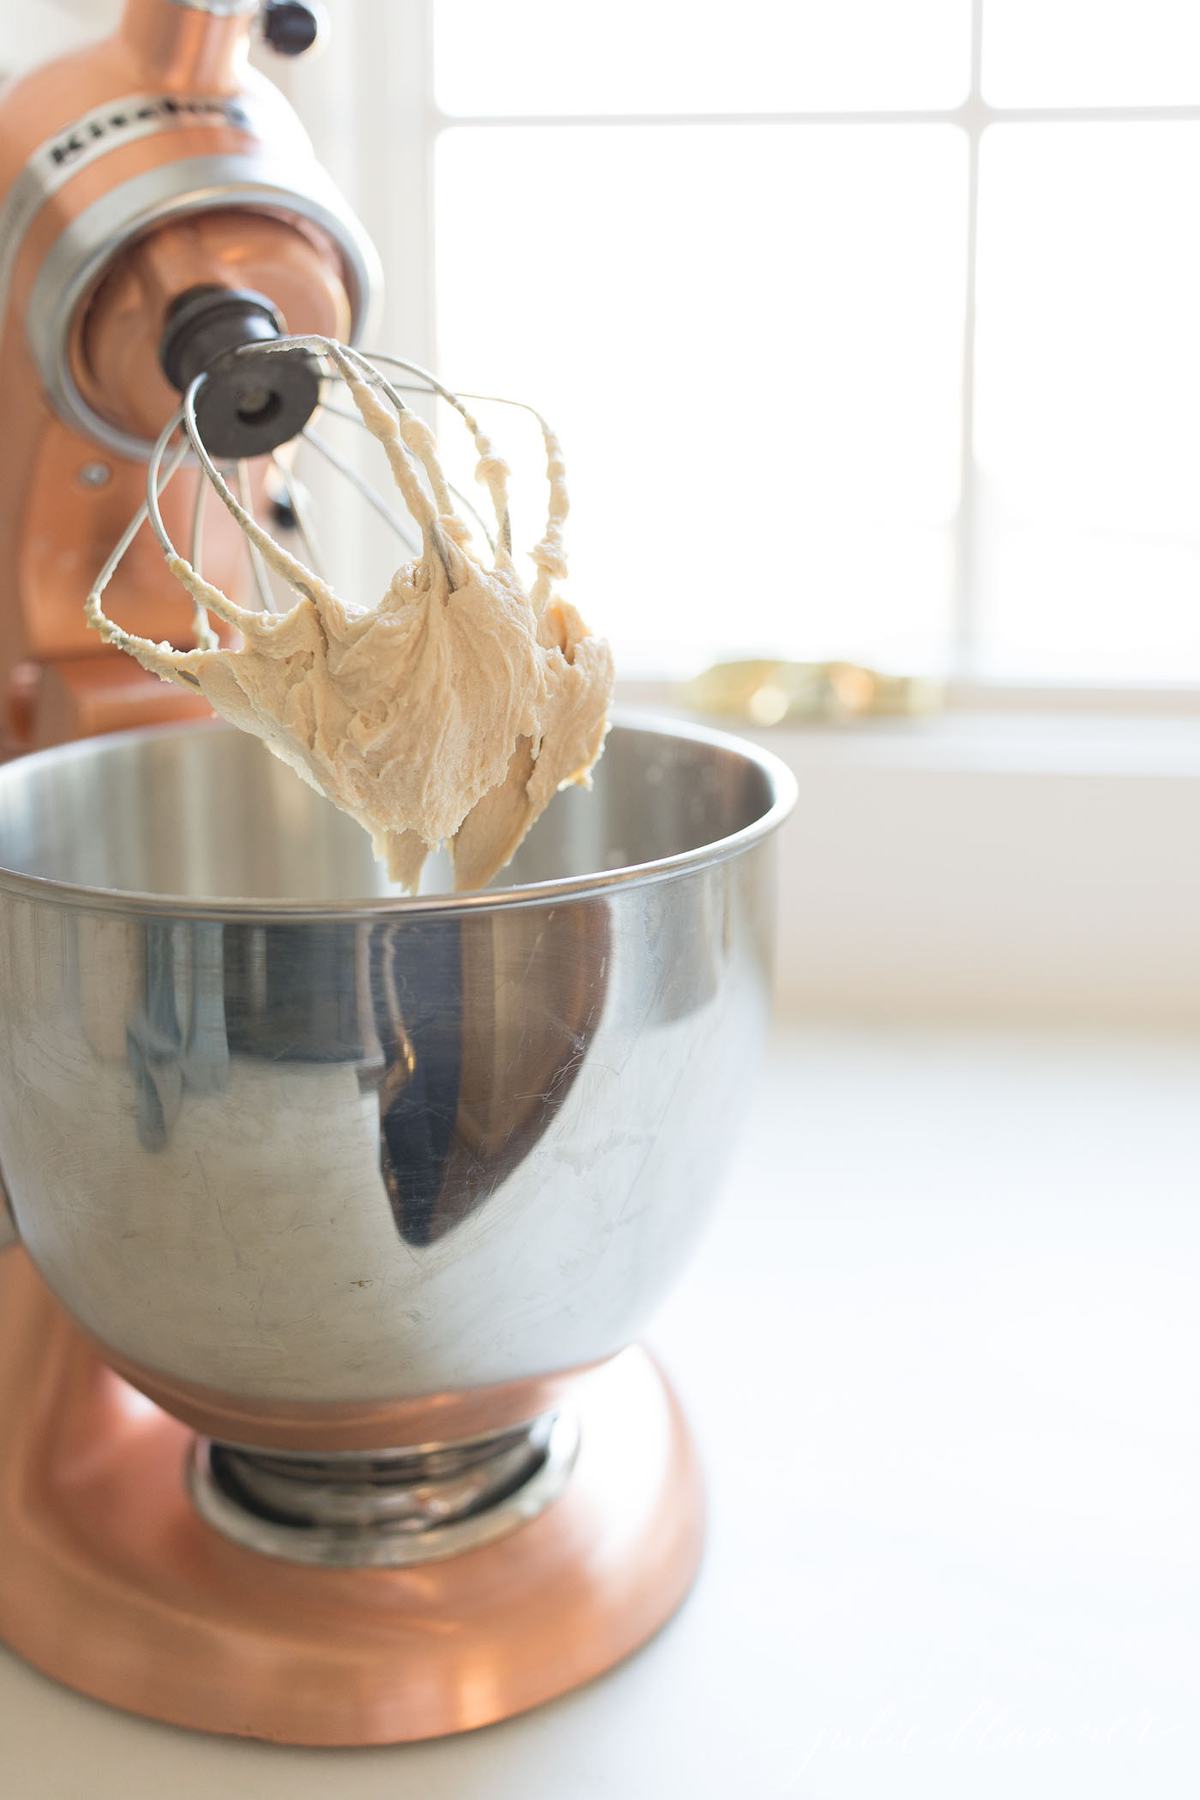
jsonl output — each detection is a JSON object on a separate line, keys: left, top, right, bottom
{"left": 86, "top": 343, "right": 613, "bottom": 891}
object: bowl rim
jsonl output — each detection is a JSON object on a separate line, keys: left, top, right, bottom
{"left": 0, "top": 710, "right": 798, "bottom": 920}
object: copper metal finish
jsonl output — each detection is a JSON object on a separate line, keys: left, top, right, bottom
{"left": 0, "top": 1251, "right": 705, "bottom": 1746}
{"left": 26, "top": 654, "right": 217, "bottom": 747}
{"left": 73, "top": 212, "right": 350, "bottom": 442}
{"left": 0, "top": 0, "right": 359, "bottom": 745}
{"left": 118, "top": 0, "right": 255, "bottom": 93}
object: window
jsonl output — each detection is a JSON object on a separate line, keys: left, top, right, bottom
{"left": 20, "top": 2, "right": 1200, "bottom": 692}
{"left": 288, "top": 0, "right": 1200, "bottom": 690}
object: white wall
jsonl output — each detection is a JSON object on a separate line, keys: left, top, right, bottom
{"left": 0, "top": 0, "right": 121, "bottom": 81}
{"left": 744, "top": 715, "right": 1200, "bottom": 1025}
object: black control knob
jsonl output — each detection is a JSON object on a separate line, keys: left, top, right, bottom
{"left": 262, "top": 0, "right": 326, "bottom": 58}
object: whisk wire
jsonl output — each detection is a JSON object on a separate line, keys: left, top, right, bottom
{"left": 268, "top": 451, "right": 326, "bottom": 575}
{"left": 300, "top": 424, "right": 420, "bottom": 554}
{"left": 86, "top": 429, "right": 189, "bottom": 632}
{"left": 319, "top": 395, "right": 497, "bottom": 554}
{"left": 236, "top": 460, "right": 278, "bottom": 616}
{"left": 87, "top": 333, "right": 569, "bottom": 663}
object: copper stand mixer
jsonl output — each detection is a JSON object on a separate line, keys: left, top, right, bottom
{"left": 0, "top": 0, "right": 373, "bottom": 751}
{"left": 0, "top": 0, "right": 794, "bottom": 1747}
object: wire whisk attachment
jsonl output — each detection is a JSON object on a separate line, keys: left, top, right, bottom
{"left": 85, "top": 336, "right": 611, "bottom": 894}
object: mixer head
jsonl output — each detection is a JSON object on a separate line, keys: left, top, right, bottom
{"left": 0, "top": 0, "right": 380, "bottom": 747}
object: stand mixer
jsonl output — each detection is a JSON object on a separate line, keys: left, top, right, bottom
{"left": 0, "top": 0, "right": 373, "bottom": 750}
{"left": 0, "top": 0, "right": 795, "bottom": 1747}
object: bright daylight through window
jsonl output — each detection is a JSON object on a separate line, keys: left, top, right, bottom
{"left": 433, "top": 0, "right": 1200, "bottom": 687}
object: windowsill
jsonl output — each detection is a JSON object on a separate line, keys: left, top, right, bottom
{"left": 617, "top": 681, "right": 1200, "bottom": 776}
{"left": 695, "top": 710, "right": 1200, "bottom": 777}
{"left": 616, "top": 680, "right": 1200, "bottom": 1027}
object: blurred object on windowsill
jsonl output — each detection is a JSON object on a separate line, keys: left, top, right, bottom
{"left": 678, "top": 659, "right": 944, "bottom": 727}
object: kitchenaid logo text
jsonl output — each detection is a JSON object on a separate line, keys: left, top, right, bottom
{"left": 48, "top": 96, "right": 253, "bottom": 169}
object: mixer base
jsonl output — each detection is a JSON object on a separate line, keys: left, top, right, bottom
{"left": 0, "top": 1252, "right": 705, "bottom": 1745}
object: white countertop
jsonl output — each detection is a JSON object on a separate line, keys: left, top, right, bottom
{"left": 3, "top": 1025, "right": 1198, "bottom": 1799}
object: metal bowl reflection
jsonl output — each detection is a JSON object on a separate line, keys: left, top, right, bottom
{"left": 0, "top": 715, "right": 793, "bottom": 1444}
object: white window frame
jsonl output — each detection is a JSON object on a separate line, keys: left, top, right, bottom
{"left": 276, "top": 0, "right": 1200, "bottom": 717}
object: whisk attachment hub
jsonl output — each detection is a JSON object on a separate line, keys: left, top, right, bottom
{"left": 160, "top": 287, "right": 321, "bottom": 459}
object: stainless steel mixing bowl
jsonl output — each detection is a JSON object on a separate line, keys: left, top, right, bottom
{"left": 0, "top": 716, "right": 794, "bottom": 1438}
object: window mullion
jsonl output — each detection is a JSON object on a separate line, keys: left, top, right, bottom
{"left": 951, "top": 0, "right": 986, "bottom": 677}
